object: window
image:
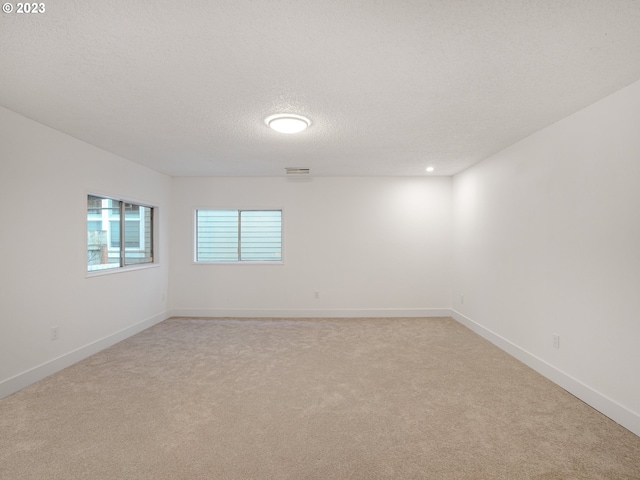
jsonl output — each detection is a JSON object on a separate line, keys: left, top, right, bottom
{"left": 87, "top": 195, "right": 154, "bottom": 272}
{"left": 195, "top": 209, "right": 282, "bottom": 263}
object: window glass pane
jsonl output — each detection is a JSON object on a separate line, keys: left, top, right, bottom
{"left": 87, "top": 195, "right": 154, "bottom": 272}
{"left": 107, "top": 199, "right": 120, "bottom": 218}
{"left": 125, "top": 205, "right": 153, "bottom": 265}
{"left": 124, "top": 203, "right": 140, "bottom": 218}
{"left": 240, "top": 210, "right": 282, "bottom": 261}
{"left": 196, "top": 210, "right": 239, "bottom": 262}
{"left": 110, "top": 220, "right": 120, "bottom": 248}
{"left": 87, "top": 195, "right": 120, "bottom": 271}
{"left": 87, "top": 195, "right": 102, "bottom": 214}
{"left": 124, "top": 220, "right": 140, "bottom": 248}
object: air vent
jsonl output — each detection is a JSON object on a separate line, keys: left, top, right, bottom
{"left": 285, "top": 167, "right": 310, "bottom": 175}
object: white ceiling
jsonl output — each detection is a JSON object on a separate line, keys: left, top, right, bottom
{"left": 2, "top": 1, "right": 640, "bottom": 177}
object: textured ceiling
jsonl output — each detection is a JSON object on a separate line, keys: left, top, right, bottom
{"left": 2, "top": 0, "right": 640, "bottom": 177}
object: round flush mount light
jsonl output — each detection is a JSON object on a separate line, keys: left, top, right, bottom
{"left": 426, "top": 166, "right": 435, "bottom": 173}
{"left": 265, "top": 114, "right": 311, "bottom": 134}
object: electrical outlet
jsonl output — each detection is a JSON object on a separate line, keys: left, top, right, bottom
{"left": 314, "top": 291, "right": 319, "bottom": 299}
{"left": 51, "top": 326, "right": 59, "bottom": 341}
{"left": 460, "top": 294, "right": 464, "bottom": 304}
{"left": 553, "top": 333, "right": 560, "bottom": 349}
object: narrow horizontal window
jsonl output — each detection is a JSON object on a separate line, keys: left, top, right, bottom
{"left": 195, "top": 209, "right": 282, "bottom": 263}
{"left": 87, "top": 195, "right": 154, "bottom": 272}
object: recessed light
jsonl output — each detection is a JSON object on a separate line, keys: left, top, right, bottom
{"left": 265, "top": 114, "right": 310, "bottom": 134}
{"left": 426, "top": 166, "right": 435, "bottom": 173}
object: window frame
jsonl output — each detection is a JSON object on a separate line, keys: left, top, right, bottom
{"left": 86, "top": 193, "right": 158, "bottom": 276}
{"left": 193, "top": 208, "right": 284, "bottom": 265}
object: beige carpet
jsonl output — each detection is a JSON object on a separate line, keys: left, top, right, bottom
{"left": 1, "top": 317, "right": 639, "bottom": 479}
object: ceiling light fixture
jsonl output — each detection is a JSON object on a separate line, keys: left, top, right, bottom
{"left": 426, "top": 166, "right": 435, "bottom": 173}
{"left": 265, "top": 114, "right": 310, "bottom": 134}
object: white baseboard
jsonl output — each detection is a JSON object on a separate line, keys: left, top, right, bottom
{"left": 169, "top": 307, "right": 452, "bottom": 318}
{"left": 450, "top": 309, "right": 640, "bottom": 438}
{"left": 0, "top": 311, "right": 170, "bottom": 400}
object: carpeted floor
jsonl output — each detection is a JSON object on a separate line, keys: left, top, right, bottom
{"left": 1, "top": 317, "right": 639, "bottom": 479}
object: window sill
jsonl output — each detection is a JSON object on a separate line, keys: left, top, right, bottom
{"left": 86, "top": 263, "right": 160, "bottom": 278}
{"left": 192, "top": 261, "right": 284, "bottom": 266}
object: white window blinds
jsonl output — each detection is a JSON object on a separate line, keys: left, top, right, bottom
{"left": 196, "top": 210, "right": 282, "bottom": 262}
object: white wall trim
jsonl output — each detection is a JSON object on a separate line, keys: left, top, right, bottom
{"left": 170, "top": 308, "right": 452, "bottom": 318}
{"left": 0, "top": 311, "right": 170, "bottom": 400}
{"left": 450, "top": 309, "right": 640, "bottom": 438}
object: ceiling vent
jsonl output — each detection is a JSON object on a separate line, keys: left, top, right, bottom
{"left": 285, "top": 167, "right": 310, "bottom": 175}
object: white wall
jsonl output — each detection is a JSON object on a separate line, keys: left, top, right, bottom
{"left": 0, "top": 106, "right": 171, "bottom": 398}
{"left": 452, "top": 79, "right": 640, "bottom": 435}
{"left": 170, "top": 176, "right": 452, "bottom": 317}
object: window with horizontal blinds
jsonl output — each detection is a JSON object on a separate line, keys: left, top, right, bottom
{"left": 196, "top": 209, "right": 282, "bottom": 262}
